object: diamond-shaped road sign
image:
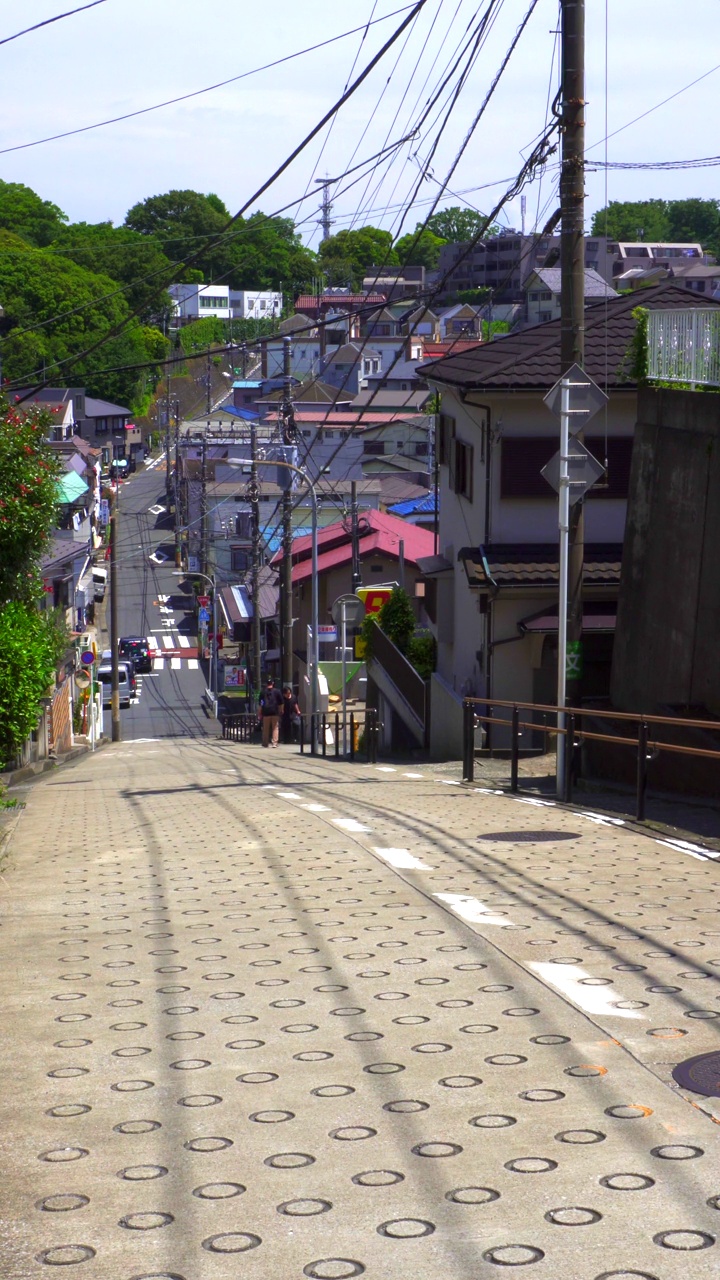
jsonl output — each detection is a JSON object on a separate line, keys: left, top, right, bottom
{"left": 541, "top": 439, "right": 606, "bottom": 503}
{"left": 543, "top": 362, "right": 608, "bottom": 433}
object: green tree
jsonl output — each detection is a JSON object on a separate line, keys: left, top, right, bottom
{"left": 394, "top": 226, "right": 447, "bottom": 269}
{"left": 377, "top": 586, "right": 416, "bottom": 654}
{"left": 318, "top": 226, "right": 398, "bottom": 289}
{"left": 665, "top": 198, "right": 720, "bottom": 254}
{"left": 0, "top": 600, "right": 65, "bottom": 766}
{"left": 0, "top": 179, "right": 67, "bottom": 247}
{"left": 590, "top": 199, "right": 670, "bottom": 242}
{"left": 426, "top": 206, "right": 500, "bottom": 242}
{"left": 226, "top": 212, "right": 316, "bottom": 291}
{"left": 124, "top": 188, "right": 231, "bottom": 280}
{"left": 0, "top": 232, "right": 168, "bottom": 410}
{"left": 50, "top": 222, "right": 173, "bottom": 320}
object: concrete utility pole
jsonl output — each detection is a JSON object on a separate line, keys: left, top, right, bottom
{"left": 315, "top": 178, "right": 335, "bottom": 242}
{"left": 109, "top": 488, "right": 121, "bottom": 743}
{"left": 350, "top": 480, "right": 362, "bottom": 592}
{"left": 200, "top": 434, "right": 209, "bottom": 578}
{"left": 560, "top": 0, "right": 586, "bottom": 703}
{"left": 206, "top": 350, "right": 212, "bottom": 416}
{"left": 249, "top": 420, "right": 262, "bottom": 707}
{"left": 173, "top": 399, "right": 182, "bottom": 568}
{"left": 280, "top": 337, "right": 295, "bottom": 689}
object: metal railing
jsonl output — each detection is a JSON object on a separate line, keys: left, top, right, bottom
{"left": 462, "top": 697, "right": 720, "bottom": 821}
{"left": 647, "top": 308, "right": 720, "bottom": 388}
{"left": 221, "top": 712, "right": 257, "bottom": 742}
{"left": 221, "top": 707, "right": 382, "bottom": 763}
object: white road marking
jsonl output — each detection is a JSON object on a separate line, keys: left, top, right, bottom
{"left": 474, "top": 787, "right": 504, "bottom": 795}
{"left": 376, "top": 766, "right": 396, "bottom": 772}
{"left": 403, "top": 772, "right": 423, "bottom": 778}
{"left": 153, "top": 658, "right": 165, "bottom": 671}
{"left": 529, "top": 962, "right": 646, "bottom": 1020}
{"left": 178, "top": 635, "right": 191, "bottom": 648}
{"left": 332, "top": 817, "right": 371, "bottom": 833}
{"left": 161, "top": 635, "right": 174, "bottom": 649}
{"left": 654, "top": 837, "right": 718, "bottom": 861}
{"left": 159, "top": 605, "right": 173, "bottom": 614}
{"left": 148, "top": 504, "right": 166, "bottom": 515}
{"left": 157, "top": 595, "right": 169, "bottom": 603}
{"left": 187, "top": 659, "right": 198, "bottom": 670}
{"left": 373, "top": 847, "right": 432, "bottom": 870}
{"left": 436, "top": 779, "right": 460, "bottom": 785}
{"left": 434, "top": 892, "right": 513, "bottom": 928}
{"left": 513, "top": 797, "right": 556, "bottom": 808}
{"left": 301, "top": 803, "right": 331, "bottom": 812}
{"left": 171, "top": 657, "right": 181, "bottom": 670}
{"left": 578, "top": 811, "right": 625, "bottom": 827}
{"left": 149, "top": 551, "right": 168, "bottom": 564}
{"left": 277, "top": 791, "right": 302, "bottom": 800}
{"left": 147, "top": 635, "right": 158, "bottom": 650}
{"left": 124, "top": 737, "right": 160, "bottom": 743}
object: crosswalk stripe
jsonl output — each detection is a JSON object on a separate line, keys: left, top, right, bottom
{"left": 147, "top": 635, "right": 158, "bottom": 650}
{"left": 187, "top": 659, "right": 199, "bottom": 670}
{"left": 171, "top": 657, "right": 181, "bottom": 670}
{"left": 178, "top": 635, "right": 190, "bottom": 648}
{"left": 153, "top": 657, "right": 165, "bottom": 670}
{"left": 161, "top": 635, "right": 174, "bottom": 649}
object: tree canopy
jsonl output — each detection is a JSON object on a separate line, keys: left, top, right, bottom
{"left": 0, "top": 179, "right": 67, "bottom": 247}
{"left": 0, "top": 231, "right": 168, "bottom": 409}
{"left": 394, "top": 225, "right": 447, "bottom": 269}
{"left": 425, "top": 206, "right": 501, "bottom": 242}
{"left": 318, "top": 226, "right": 397, "bottom": 289}
{"left": 590, "top": 198, "right": 720, "bottom": 257}
{"left": 49, "top": 222, "right": 173, "bottom": 320}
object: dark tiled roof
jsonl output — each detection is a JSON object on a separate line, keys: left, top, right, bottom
{"left": 422, "top": 284, "right": 720, "bottom": 391}
{"left": 459, "top": 543, "right": 623, "bottom": 588}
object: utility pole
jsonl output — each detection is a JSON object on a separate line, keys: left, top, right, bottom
{"left": 350, "top": 480, "right": 362, "bottom": 591}
{"left": 173, "top": 399, "right": 182, "bottom": 568}
{"left": 109, "top": 487, "right": 121, "bottom": 743}
{"left": 560, "top": 0, "right": 586, "bottom": 704}
{"left": 280, "top": 336, "right": 295, "bottom": 689}
{"left": 200, "top": 434, "right": 209, "bottom": 578}
{"left": 249, "top": 419, "right": 262, "bottom": 708}
{"left": 315, "top": 178, "right": 335, "bottom": 242}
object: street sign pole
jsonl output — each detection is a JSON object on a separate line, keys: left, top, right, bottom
{"left": 341, "top": 600, "right": 347, "bottom": 756}
{"left": 556, "top": 377, "right": 571, "bottom": 797}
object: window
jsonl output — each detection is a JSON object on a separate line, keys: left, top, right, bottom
{"left": 453, "top": 438, "right": 473, "bottom": 501}
{"left": 438, "top": 413, "right": 455, "bottom": 465}
{"left": 199, "top": 295, "right": 227, "bottom": 308}
{"left": 415, "top": 442, "right": 428, "bottom": 456}
{"left": 363, "top": 441, "right": 385, "bottom": 455}
{"left": 95, "top": 417, "right": 108, "bottom": 434}
{"left": 260, "top": 299, "right": 266, "bottom": 310}
{"left": 231, "top": 547, "right": 250, "bottom": 572}
{"left": 500, "top": 435, "right": 633, "bottom": 499}
{"left": 540, "top": 311, "right": 553, "bottom": 321}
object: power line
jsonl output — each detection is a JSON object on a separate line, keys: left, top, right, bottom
{"left": 0, "top": 5, "right": 418, "bottom": 156}
{"left": 0, "top": 0, "right": 108, "bottom": 48}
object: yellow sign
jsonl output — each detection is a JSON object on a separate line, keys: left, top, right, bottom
{"left": 357, "top": 586, "right": 393, "bottom": 615}
{"left": 355, "top": 635, "right": 367, "bottom": 659}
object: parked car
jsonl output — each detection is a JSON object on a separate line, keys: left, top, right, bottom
{"left": 92, "top": 566, "right": 107, "bottom": 601}
{"left": 119, "top": 636, "right": 152, "bottom": 673}
{"left": 96, "top": 660, "right": 136, "bottom": 708}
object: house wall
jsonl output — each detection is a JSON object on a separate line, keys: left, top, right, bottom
{"left": 426, "top": 384, "right": 636, "bottom": 721}
{"left": 293, "top": 557, "right": 419, "bottom": 660}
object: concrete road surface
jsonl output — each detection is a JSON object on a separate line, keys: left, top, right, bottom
{"left": 2, "top": 740, "right": 720, "bottom": 1278}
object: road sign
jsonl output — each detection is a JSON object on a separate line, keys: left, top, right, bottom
{"left": 543, "top": 362, "right": 608, "bottom": 432}
{"left": 318, "top": 625, "right": 337, "bottom": 644}
{"left": 80, "top": 649, "right": 95, "bottom": 666}
{"left": 198, "top": 608, "right": 210, "bottom": 624}
{"left": 197, "top": 595, "right": 210, "bottom": 608}
{"left": 541, "top": 439, "right": 606, "bottom": 503}
{"left": 331, "top": 594, "right": 366, "bottom": 627}
{"left": 357, "top": 586, "right": 395, "bottom": 615}
{"left": 75, "top": 670, "right": 91, "bottom": 690}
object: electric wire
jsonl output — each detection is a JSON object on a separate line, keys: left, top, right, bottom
{"left": 0, "top": 0, "right": 108, "bottom": 48}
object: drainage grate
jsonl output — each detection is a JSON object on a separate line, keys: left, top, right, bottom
{"left": 672, "top": 1051, "right": 720, "bottom": 1098}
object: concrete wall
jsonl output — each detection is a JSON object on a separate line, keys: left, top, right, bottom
{"left": 611, "top": 387, "right": 720, "bottom": 716}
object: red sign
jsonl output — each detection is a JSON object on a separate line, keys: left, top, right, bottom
{"left": 197, "top": 595, "right": 210, "bottom": 607}
{"left": 357, "top": 587, "right": 393, "bottom": 615}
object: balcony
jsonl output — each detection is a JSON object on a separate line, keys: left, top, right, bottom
{"left": 647, "top": 308, "right": 720, "bottom": 388}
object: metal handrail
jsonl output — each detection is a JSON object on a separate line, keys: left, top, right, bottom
{"left": 461, "top": 695, "right": 720, "bottom": 820}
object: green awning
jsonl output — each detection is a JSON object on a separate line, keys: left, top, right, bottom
{"left": 56, "top": 471, "right": 89, "bottom": 504}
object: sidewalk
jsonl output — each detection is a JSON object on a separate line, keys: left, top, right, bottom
{"left": 1, "top": 738, "right": 719, "bottom": 1277}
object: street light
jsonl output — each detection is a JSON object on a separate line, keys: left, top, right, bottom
{"left": 173, "top": 568, "right": 217, "bottom": 702}
{"left": 227, "top": 456, "right": 319, "bottom": 737}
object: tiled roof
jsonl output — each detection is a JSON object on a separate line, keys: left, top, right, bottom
{"left": 459, "top": 543, "right": 623, "bottom": 588}
{"left": 421, "top": 283, "right": 720, "bottom": 391}
{"left": 295, "top": 295, "right": 386, "bottom": 310}
{"left": 530, "top": 267, "right": 618, "bottom": 298}
{"left": 272, "top": 508, "right": 435, "bottom": 584}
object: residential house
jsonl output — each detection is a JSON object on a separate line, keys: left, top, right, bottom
{"left": 524, "top": 268, "right": 618, "bottom": 325}
{"left": 169, "top": 283, "right": 231, "bottom": 323}
{"left": 360, "top": 413, "right": 433, "bottom": 474}
{"left": 78, "top": 395, "right": 138, "bottom": 465}
{"left": 361, "top": 265, "right": 426, "bottom": 301}
{"left": 419, "top": 282, "right": 720, "bottom": 758}
{"left": 229, "top": 290, "right": 283, "bottom": 320}
{"left": 437, "top": 304, "right": 485, "bottom": 338}
{"left": 13, "top": 387, "right": 78, "bottom": 440}
{"left": 271, "top": 509, "right": 435, "bottom": 692}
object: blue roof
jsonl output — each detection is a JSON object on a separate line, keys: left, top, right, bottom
{"left": 265, "top": 526, "right": 313, "bottom": 554}
{"left": 222, "top": 404, "right": 260, "bottom": 420}
{"left": 388, "top": 494, "right": 437, "bottom": 516}
{"left": 232, "top": 380, "right": 262, "bottom": 389}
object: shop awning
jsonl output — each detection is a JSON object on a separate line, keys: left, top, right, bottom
{"left": 518, "top": 601, "right": 617, "bottom": 634}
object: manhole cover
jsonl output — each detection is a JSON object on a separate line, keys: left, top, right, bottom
{"left": 672, "top": 1051, "right": 720, "bottom": 1097}
{"left": 479, "top": 831, "right": 580, "bottom": 843}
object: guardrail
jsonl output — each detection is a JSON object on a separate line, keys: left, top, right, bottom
{"left": 221, "top": 707, "right": 382, "bottom": 763}
{"left": 462, "top": 697, "right": 720, "bottom": 820}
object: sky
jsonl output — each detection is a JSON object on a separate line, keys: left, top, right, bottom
{"left": 1, "top": 0, "right": 719, "bottom": 248}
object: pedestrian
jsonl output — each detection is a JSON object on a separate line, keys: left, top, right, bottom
{"left": 258, "top": 677, "right": 282, "bottom": 748}
{"left": 280, "top": 685, "right": 301, "bottom": 744}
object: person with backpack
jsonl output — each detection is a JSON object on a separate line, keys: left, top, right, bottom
{"left": 280, "top": 685, "right": 301, "bottom": 744}
{"left": 258, "top": 677, "right": 282, "bottom": 748}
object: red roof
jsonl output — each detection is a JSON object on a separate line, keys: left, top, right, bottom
{"left": 271, "top": 508, "right": 435, "bottom": 585}
{"left": 295, "top": 294, "right": 387, "bottom": 311}
{"left": 292, "top": 410, "right": 422, "bottom": 427}
{"left": 421, "top": 339, "right": 484, "bottom": 358}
